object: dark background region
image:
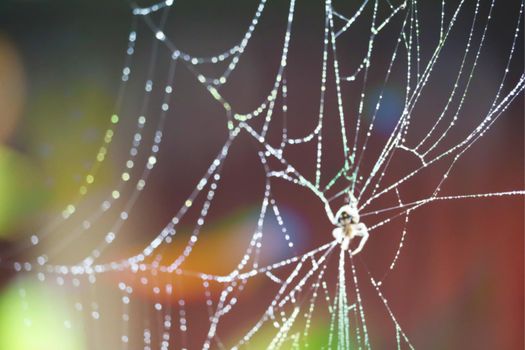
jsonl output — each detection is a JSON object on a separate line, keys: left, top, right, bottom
{"left": 0, "top": 0, "right": 522, "bottom": 349}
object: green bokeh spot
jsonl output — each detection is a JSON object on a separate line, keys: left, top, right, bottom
{"left": 0, "top": 279, "right": 85, "bottom": 350}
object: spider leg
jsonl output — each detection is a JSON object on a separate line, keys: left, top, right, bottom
{"left": 350, "top": 224, "right": 369, "bottom": 256}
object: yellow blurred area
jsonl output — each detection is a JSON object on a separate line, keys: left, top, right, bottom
{"left": 0, "top": 34, "right": 25, "bottom": 143}
{"left": 0, "top": 31, "right": 117, "bottom": 237}
{"left": 23, "top": 78, "right": 116, "bottom": 207}
{"left": 0, "top": 278, "right": 85, "bottom": 350}
{"left": 0, "top": 146, "right": 47, "bottom": 238}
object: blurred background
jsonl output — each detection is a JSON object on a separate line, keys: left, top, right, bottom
{"left": 0, "top": 0, "right": 523, "bottom": 349}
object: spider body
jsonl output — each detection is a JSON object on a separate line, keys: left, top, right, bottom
{"left": 329, "top": 196, "right": 369, "bottom": 255}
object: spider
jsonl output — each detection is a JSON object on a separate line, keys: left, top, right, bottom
{"left": 326, "top": 195, "right": 369, "bottom": 255}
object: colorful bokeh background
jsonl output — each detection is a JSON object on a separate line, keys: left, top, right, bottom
{"left": 0, "top": 0, "right": 523, "bottom": 349}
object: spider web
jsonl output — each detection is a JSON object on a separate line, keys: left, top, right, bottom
{"left": 1, "top": 0, "right": 524, "bottom": 349}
